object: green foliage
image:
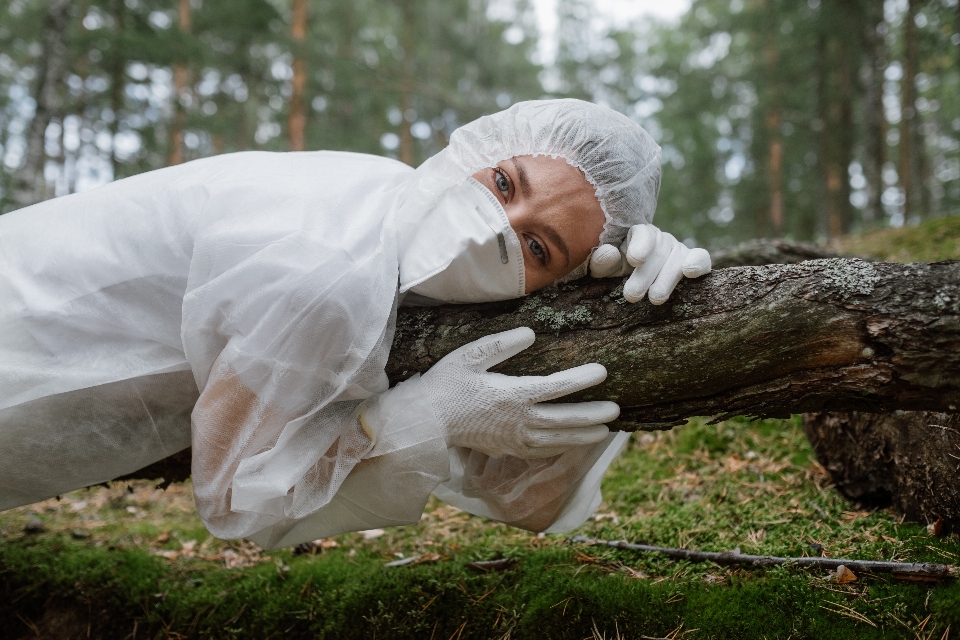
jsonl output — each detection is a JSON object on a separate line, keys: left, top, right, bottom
{"left": 3, "top": 0, "right": 959, "bottom": 240}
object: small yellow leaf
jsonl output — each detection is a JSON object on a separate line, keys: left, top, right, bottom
{"left": 835, "top": 564, "right": 857, "bottom": 584}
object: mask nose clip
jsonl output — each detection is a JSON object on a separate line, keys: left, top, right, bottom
{"left": 478, "top": 206, "right": 510, "bottom": 265}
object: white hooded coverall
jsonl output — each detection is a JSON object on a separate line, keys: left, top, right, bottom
{"left": 0, "top": 99, "right": 664, "bottom": 548}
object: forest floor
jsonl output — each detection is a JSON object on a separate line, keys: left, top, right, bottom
{"left": 2, "top": 217, "right": 959, "bottom": 640}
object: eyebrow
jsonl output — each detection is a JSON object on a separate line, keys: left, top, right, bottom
{"left": 510, "top": 157, "right": 532, "bottom": 199}
{"left": 541, "top": 224, "right": 570, "bottom": 268}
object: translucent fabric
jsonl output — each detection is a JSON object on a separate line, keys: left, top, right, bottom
{"left": 0, "top": 151, "right": 450, "bottom": 546}
{"left": 433, "top": 432, "right": 630, "bottom": 533}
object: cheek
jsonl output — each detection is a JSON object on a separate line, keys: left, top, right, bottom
{"left": 523, "top": 264, "right": 549, "bottom": 295}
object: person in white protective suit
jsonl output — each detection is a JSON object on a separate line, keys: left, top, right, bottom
{"left": 0, "top": 99, "right": 711, "bottom": 549}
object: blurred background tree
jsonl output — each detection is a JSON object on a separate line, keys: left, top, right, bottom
{"left": 1, "top": 0, "right": 958, "bottom": 249}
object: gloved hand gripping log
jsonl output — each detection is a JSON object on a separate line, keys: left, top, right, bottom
{"left": 367, "top": 221, "right": 712, "bottom": 461}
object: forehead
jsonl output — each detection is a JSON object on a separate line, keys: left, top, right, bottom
{"left": 506, "top": 155, "right": 593, "bottom": 200}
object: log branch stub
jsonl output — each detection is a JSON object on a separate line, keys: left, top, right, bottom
{"left": 387, "top": 259, "right": 960, "bottom": 430}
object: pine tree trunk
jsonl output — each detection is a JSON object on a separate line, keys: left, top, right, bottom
{"left": 288, "top": 0, "right": 308, "bottom": 152}
{"left": 862, "top": 4, "right": 887, "bottom": 225}
{"left": 762, "top": 0, "right": 784, "bottom": 237}
{"left": 817, "top": 2, "right": 857, "bottom": 238}
{"left": 817, "top": 32, "right": 843, "bottom": 239}
{"left": 13, "top": 0, "right": 70, "bottom": 209}
{"left": 107, "top": 0, "right": 126, "bottom": 178}
{"left": 398, "top": 0, "right": 415, "bottom": 166}
{"left": 168, "top": 0, "right": 191, "bottom": 166}
{"left": 116, "top": 256, "right": 960, "bottom": 486}
{"left": 899, "top": 0, "right": 919, "bottom": 222}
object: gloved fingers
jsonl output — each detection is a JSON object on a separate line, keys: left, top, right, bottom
{"left": 625, "top": 224, "right": 659, "bottom": 267}
{"left": 517, "top": 363, "right": 608, "bottom": 403}
{"left": 682, "top": 247, "right": 712, "bottom": 278}
{"left": 519, "top": 424, "right": 611, "bottom": 458}
{"left": 462, "top": 327, "right": 536, "bottom": 371}
{"left": 622, "top": 231, "right": 672, "bottom": 303}
{"left": 647, "top": 241, "right": 688, "bottom": 305}
{"left": 589, "top": 244, "right": 626, "bottom": 278}
{"left": 531, "top": 400, "right": 620, "bottom": 428}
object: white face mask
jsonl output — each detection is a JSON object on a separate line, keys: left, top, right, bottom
{"left": 399, "top": 177, "right": 525, "bottom": 303}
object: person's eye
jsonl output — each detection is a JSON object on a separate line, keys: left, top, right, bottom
{"left": 494, "top": 169, "right": 510, "bottom": 196}
{"left": 526, "top": 236, "right": 546, "bottom": 264}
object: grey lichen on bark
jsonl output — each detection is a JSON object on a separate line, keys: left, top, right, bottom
{"left": 387, "top": 259, "right": 960, "bottom": 431}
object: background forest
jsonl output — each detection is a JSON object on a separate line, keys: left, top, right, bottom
{"left": 1, "top": 0, "right": 959, "bottom": 250}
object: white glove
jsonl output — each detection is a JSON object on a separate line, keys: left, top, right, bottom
{"left": 589, "top": 224, "right": 712, "bottom": 304}
{"left": 420, "top": 327, "right": 620, "bottom": 459}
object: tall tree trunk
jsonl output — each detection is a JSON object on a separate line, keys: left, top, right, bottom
{"left": 817, "top": 35, "right": 842, "bottom": 239}
{"left": 762, "top": 0, "right": 784, "bottom": 237}
{"left": 862, "top": 4, "right": 887, "bottom": 225}
{"left": 13, "top": 0, "right": 70, "bottom": 209}
{"left": 956, "top": 0, "right": 960, "bottom": 81}
{"left": 817, "top": 2, "right": 858, "bottom": 239}
{"left": 168, "top": 0, "right": 192, "bottom": 166}
{"left": 288, "top": 0, "right": 308, "bottom": 152}
{"left": 398, "top": 0, "right": 415, "bottom": 166}
{"left": 107, "top": 0, "right": 126, "bottom": 178}
{"left": 899, "top": 0, "right": 919, "bottom": 223}
{"left": 836, "top": 5, "right": 855, "bottom": 235}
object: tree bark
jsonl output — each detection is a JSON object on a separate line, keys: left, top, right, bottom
{"left": 398, "top": 0, "right": 415, "bottom": 166}
{"left": 803, "top": 411, "right": 960, "bottom": 534}
{"left": 816, "top": 2, "right": 856, "bottom": 238}
{"left": 167, "top": 0, "right": 191, "bottom": 166}
{"left": 761, "top": 0, "right": 784, "bottom": 237}
{"left": 386, "top": 259, "right": 959, "bottom": 430}
{"left": 899, "top": 0, "right": 919, "bottom": 223}
{"left": 861, "top": 3, "right": 887, "bottom": 225}
{"left": 13, "top": 0, "right": 70, "bottom": 209}
{"left": 107, "top": 0, "right": 126, "bottom": 178}
{"left": 287, "top": 0, "right": 308, "bottom": 152}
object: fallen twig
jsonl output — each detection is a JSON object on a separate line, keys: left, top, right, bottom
{"left": 570, "top": 536, "right": 958, "bottom": 581}
{"left": 465, "top": 558, "right": 518, "bottom": 572}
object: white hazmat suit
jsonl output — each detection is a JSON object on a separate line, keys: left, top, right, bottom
{"left": 0, "top": 99, "right": 703, "bottom": 549}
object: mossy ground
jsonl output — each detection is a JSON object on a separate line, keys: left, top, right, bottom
{"left": 3, "top": 416, "right": 959, "bottom": 639}
{"left": 3, "top": 216, "right": 959, "bottom": 639}
{"left": 838, "top": 214, "right": 960, "bottom": 263}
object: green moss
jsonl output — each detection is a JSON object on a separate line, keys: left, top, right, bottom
{"left": 2, "top": 537, "right": 957, "bottom": 639}
{"left": 4, "top": 416, "right": 960, "bottom": 638}
{"left": 839, "top": 215, "right": 960, "bottom": 263}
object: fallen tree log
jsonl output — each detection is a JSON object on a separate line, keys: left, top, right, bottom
{"left": 388, "top": 258, "right": 960, "bottom": 429}
{"left": 116, "top": 257, "right": 959, "bottom": 486}
{"left": 709, "top": 238, "right": 853, "bottom": 268}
